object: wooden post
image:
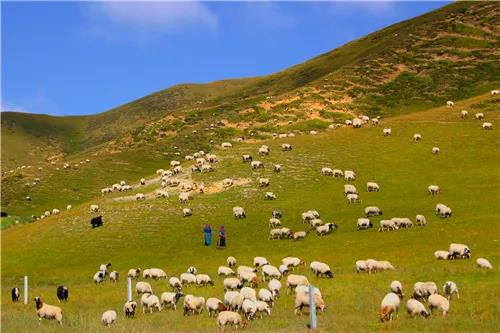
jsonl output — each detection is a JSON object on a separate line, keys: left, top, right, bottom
{"left": 309, "top": 285, "right": 317, "bottom": 330}
{"left": 24, "top": 276, "right": 28, "bottom": 305}
{"left": 127, "top": 277, "right": 132, "bottom": 302}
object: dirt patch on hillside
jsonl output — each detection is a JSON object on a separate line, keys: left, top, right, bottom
{"left": 204, "top": 178, "right": 252, "bottom": 194}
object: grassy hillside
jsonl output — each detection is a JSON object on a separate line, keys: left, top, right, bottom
{"left": 1, "top": 93, "right": 498, "bottom": 332}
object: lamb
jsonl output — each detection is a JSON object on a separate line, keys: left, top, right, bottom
{"left": 434, "top": 250, "right": 450, "bottom": 260}
{"left": 316, "top": 223, "right": 337, "bottom": 235}
{"left": 286, "top": 274, "right": 310, "bottom": 294}
{"left": 90, "top": 204, "right": 99, "bottom": 213}
{"left": 141, "top": 293, "right": 162, "bottom": 313}
{"left": 136, "top": 282, "right": 153, "bottom": 295}
{"left": 443, "top": 281, "right": 459, "bottom": 300}
{"left": 242, "top": 299, "right": 257, "bottom": 320}
{"left": 346, "top": 193, "right": 360, "bottom": 204}
{"left": 482, "top": 122, "right": 493, "bottom": 130}
{"left": 259, "top": 178, "right": 270, "bottom": 187}
{"left": 383, "top": 128, "right": 392, "bottom": 136}
{"left": 233, "top": 206, "right": 246, "bottom": 219}
{"left": 109, "top": 271, "right": 119, "bottom": 283}
{"left": 253, "top": 257, "right": 269, "bottom": 267}
{"left": 357, "top": 218, "right": 373, "bottom": 230}
{"left": 258, "top": 288, "right": 274, "bottom": 306}
{"left": 413, "top": 133, "right": 422, "bottom": 142}
{"left": 269, "top": 218, "right": 281, "bottom": 228}
{"left": 390, "top": 281, "right": 404, "bottom": 298}
{"left": 282, "top": 257, "right": 305, "bottom": 268}
{"left": 206, "top": 297, "right": 227, "bottom": 317}
{"left": 322, "top": 167, "right": 334, "bottom": 176}
{"left": 279, "top": 264, "right": 289, "bottom": 276}
{"left": 310, "top": 261, "right": 334, "bottom": 278}
{"left": 448, "top": 243, "right": 471, "bottom": 259}
{"left": 428, "top": 294, "right": 450, "bottom": 316}
{"left": 227, "top": 256, "right": 237, "bottom": 267}
{"left": 217, "top": 311, "right": 245, "bottom": 329}
{"left": 218, "top": 266, "right": 236, "bottom": 276}
{"left": 135, "top": 193, "right": 145, "bottom": 201}
{"left": 183, "top": 295, "right": 205, "bottom": 316}
{"left": 294, "top": 290, "right": 325, "bottom": 315}
{"left": 406, "top": 299, "right": 429, "bottom": 318}
{"left": 476, "top": 258, "right": 493, "bottom": 269}
{"left": 379, "top": 293, "right": 400, "bottom": 322}
{"left": 460, "top": 110, "right": 468, "bottom": 119}
{"left": 428, "top": 185, "right": 440, "bottom": 195}
{"left": 268, "top": 279, "right": 282, "bottom": 298}
{"left": 365, "top": 206, "right": 382, "bottom": 217}
{"left": 101, "top": 310, "right": 117, "bottom": 327}
{"left": 127, "top": 268, "right": 141, "bottom": 280}
{"left": 123, "top": 301, "right": 137, "bottom": 318}
{"left": 416, "top": 214, "right": 427, "bottom": 226}
{"left": 34, "top": 297, "right": 63, "bottom": 325}
{"left": 255, "top": 300, "right": 272, "bottom": 317}
{"left": 413, "top": 282, "right": 438, "bottom": 299}
{"left": 224, "top": 291, "right": 244, "bottom": 312}
{"left": 366, "top": 182, "right": 380, "bottom": 192}
{"left": 223, "top": 278, "right": 243, "bottom": 291}
{"left": 475, "top": 112, "right": 484, "bottom": 120}
{"left": 293, "top": 231, "right": 308, "bottom": 240}
{"left": 183, "top": 208, "right": 192, "bottom": 217}
{"left": 240, "top": 287, "right": 257, "bottom": 302}
{"left": 282, "top": 143, "right": 292, "bottom": 151}
{"left": 274, "top": 164, "right": 281, "bottom": 173}
{"left": 11, "top": 287, "right": 20, "bottom": 302}
{"left": 261, "top": 264, "right": 281, "bottom": 281}
{"left": 195, "top": 274, "right": 214, "bottom": 286}
{"left": 251, "top": 161, "right": 264, "bottom": 169}
{"left": 432, "top": 147, "right": 440, "bottom": 154}
{"left": 169, "top": 277, "right": 182, "bottom": 291}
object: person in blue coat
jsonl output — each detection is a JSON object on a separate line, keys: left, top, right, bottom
{"left": 203, "top": 224, "right": 212, "bottom": 246}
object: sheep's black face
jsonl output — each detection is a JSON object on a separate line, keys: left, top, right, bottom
{"left": 34, "top": 297, "right": 43, "bottom": 309}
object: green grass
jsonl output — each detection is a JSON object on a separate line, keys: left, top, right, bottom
{"left": 1, "top": 93, "right": 499, "bottom": 332}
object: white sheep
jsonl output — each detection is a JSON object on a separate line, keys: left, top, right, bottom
{"left": 390, "top": 280, "right": 404, "bottom": 298}
{"left": 239, "top": 271, "right": 258, "bottom": 287}
{"left": 109, "top": 271, "right": 119, "bottom": 282}
{"left": 346, "top": 193, "right": 360, "bottom": 204}
{"left": 274, "top": 164, "right": 281, "bottom": 173}
{"left": 344, "top": 170, "right": 356, "bottom": 181}
{"left": 52, "top": 208, "right": 60, "bottom": 215}
{"left": 259, "top": 178, "right": 270, "bottom": 187}
{"left": 321, "top": 167, "right": 334, "bottom": 176}
{"left": 233, "top": 206, "right": 246, "bottom": 219}
{"left": 183, "top": 295, "right": 205, "bottom": 315}
{"left": 240, "top": 287, "right": 257, "bottom": 302}
{"left": 182, "top": 208, "right": 192, "bottom": 217}
{"left": 428, "top": 185, "right": 440, "bottom": 195}
{"left": 268, "top": 279, "right": 282, "bottom": 298}
{"left": 416, "top": 214, "right": 427, "bottom": 226}
{"left": 169, "top": 277, "right": 182, "bottom": 290}
{"left": 255, "top": 300, "right": 272, "bottom": 317}
{"left": 406, "top": 299, "right": 429, "bottom": 318}
{"left": 253, "top": 257, "right": 269, "bottom": 267}
{"left": 251, "top": 161, "right": 264, "bottom": 169}
{"left": 286, "top": 274, "right": 310, "bottom": 294}
{"left": 432, "top": 147, "right": 440, "bottom": 154}
{"left": 282, "top": 143, "right": 292, "bottom": 151}
{"left": 222, "top": 178, "right": 233, "bottom": 188}
{"left": 217, "top": 311, "right": 245, "bottom": 329}
{"left": 221, "top": 142, "right": 233, "bottom": 149}
{"left": 223, "top": 278, "right": 243, "bottom": 291}
{"left": 293, "top": 231, "right": 307, "bottom": 240}
{"left": 434, "top": 250, "right": 450, "bottom": 260}
{"left": 428, "top": 294, "right": 450, "bottom": 316}
{"left": 101, "top": 310, "right": 117, "bottom": 327}
{"left": 147, "top": 268, "right": 167, "bottom": 280}
{"left": 269, "top": 218, "right": 281, "bottom": 228}
{"left": 127, "top": 268, "right": 141, "bottom": 280}
{"left": 413, "top": 282, "right": 437, "bottom": 299}
{"left": 352, "top": 118, "right": 362, "bottom": 128}
{"left": 93, "top": 271, "right": 104, "bottom": 284}
{"left": 282, "top": 257, "right": 305, "bottom": 268}
{"left": 136, "top": 281, "right": 152, "bottom": 295}
{"left": 435, "top": 203, "right": 452, "bottom": 218}
{"left": 380, "top": 293, "right": 400, "bottom": 322}
{"left": 90, "top": 204, "right": 99, "bottom": 213}
{"left": 294, "top": 290, "right": 325, "bottom": 315}
{"left": 34, "top": 297, "right": 63, "bottom": 325}
{"left": 482, "top": 122, "right": 493, "bottom": 130}
{"left": 218, "top": 266, "right": 235, "bottom": 276}
{"left": 448, "top": 243, "right": 471, "bottom": 259}
{"left": 460, "top": 110, "right": 468, "bottom": 119}
{"left": 261, "top": 264, "right": 281, "bottom": 281}
{"left": 141, "top": 293, "right": 162, "bottom": 313}
{"left": 475, "top": 112, "right": 484, "bottom": 120}
{"left": 413, "top": 133, "right": 422, "bottom": 142}
{"left": 476, "top": 258, "right": 493, "bottom": 269}
{"left": 446, "top": 100, "right": 454, "bottom": 108}
{"left": 357, "top": 218, "right": 373, "bottom": 230}
{"left": 224, "top": 291, "right": 244, "bottom": 312}
{"left": 135, "top": 193, "right": 146, "bottom": 201}
{"left": 179, "top": 192, "right": 190, "bottom": 203}
{"left": 344, "top": 184, "right": 357, "bottom": 195}
{"left": 310, "top": 261, "right": 333, "bottom": 278}
{"left": 123, "top": 301, "right": 137, "bottom": 318}
{"left": 242, "top": 299, "right": 257, "bottom": 320}
{"left": 227, "top": 256, "right": 237, "bottom": 267}
{"left": 264, "top": 192, "right": 276, "bottom": 200}
{"left": 383, "top": 128, "right": 392, "bottom": 136}
{"left": 366, "top": 182, "right": 380, "bottom": 192}
{"left": 161, "top": 292, "right": 184, "bottom": 310}
{"left": 195, "top": 274, "right": 214, "bottom": 286}
{"left": 258, "top": 288, "right": 274, "bottom": 306}
{"left": 443, "top": 281, "right": 459, "bottom": 300}
{"left": 365, "top": 206, "right": 382, "bottom": 217}
{"left": 206, "top": 297, "right": 227, "bottom": 317}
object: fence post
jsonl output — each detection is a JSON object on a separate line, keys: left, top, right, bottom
{"left": 309, "top": 285, "right": 317, "bottom": 330}
{"left": 127, "top": 277, "right": 132, "bottom": 302}
{"left": 24, "top": 276, "right": 28, "bottom": 305}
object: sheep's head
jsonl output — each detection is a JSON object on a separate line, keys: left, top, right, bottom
{"left": 34, "top": 297, "right": 43, "bottom": 309}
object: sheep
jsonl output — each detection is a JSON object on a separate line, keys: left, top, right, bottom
{"left": 344, "top": 170, "right": 356, "bottom": 181}
{"left": 127, "top": 268, "right": 141, "bottom": 280}
{"left": 141, "top": 293, "right": 162, "bottom": 313}
{"left": 147, "top": 268, "right": 167, "bottom": 280}
{"left": 223, "top": 278, "right": 243, "bottom": 291}
{"left": 93, "top": 271, "right": 104, "bottom": 284}
{"left": 383, "top": 128, "right": 392, "bottom": 136}
{"left": 155, "top": 190, "right": 169, "bottom": 198}
{"left": 434, "top": 250, "right": 450, "bottom": 260}
{"left": 123, "top": 301, "right": 137, "bottom": 318}
{"left": 182, "top": 208, "right": 192, "bottom": 217}
{"left": 255, "top": 300, "right": 272, "bottom": 317}
{"left": 170, "top": 160, "right": 180, "bottom": 167}
{"left": 242, "top": 299, "right": 257, "bottom": 320}
{"left": 180, "top": 273, "right": 196, "bottom": 285}
{"left": 179, "top": 192, "right": 190, "bottom": 204}
{"left": 135, "top": 193, "right": 145, "bottom": 201}
{"left": 379, "top": 293, "right": 400, "bottom": 322}
{"left": 282, "top": 143, "right": 292, "bottom": 151}
{"left": 90, "top": 204, "right": 99, "bottom": 213}
{"left": 218, "top": 266, "right": 236, "bottom": 276}
{"left": 233, "top": 206, "right": 246, "bottom": 219}
{"left": 301, "top": 212, "right": 315, "bottom": 223}
{"left": 239, "top": 271, "right": 258, "bottom": 288}
{"left": 432, "top": 147, "right": 440, "bottom": 155}
{"left": 227, "top": 256, "right": 237, "bottom": 267}
{"left": 195, "top": 274, "right": 214, "bottom": 286}
{"left": 413, "top": 282, "right": 438, "bottom": 300}
{"left": 224, "top": 291, "right": 244, "bottom": 312}
{"left": 483, "top": 122, "right": 493, "bottom": 130}
{"left": 183, "top": 295, "right": 206, "bottom": 316}
{"left": 187, "top": 266, "right": 197, "bottom": 274}
{"left": 269, "top": 218, "right": 281, "bottom": 228}
{"left": 372, "top": 118, "right": 379, "bottom": 125}
{"left": 279, "top": 264, "right": 289, "bottom": 276}
{"left": 446, "top": 100, "right": 454, "bottom": 108}
{"left": 240, "top": 287, "right": 257, "bottom": 302}
{"left": 346, "top": 193, "right": 360, "bottom": 204}
{"left": 295, "top": 285, "right": 322, "bottom": 297}
{"left": 282, "top": 257, "right": 305, "bottom": 268}
{"left": 476, "top": 258, "right": 493, "bottom": 269}
{"left": 169, "top": 277, "right": 182, "bottom": 291}
{"left": 332, "top": 169, "right": 344, "bottom": 177}
{"left": 443, "top": 281, "right": 459, "bottom": 300}
{"left": 373, "top": 260, "right": 395, "bottom": 272}
{"left": 258, "top": 145, "right": 270, "bottom": 155}
{"left": 293, "top": 231, "right": 308, "bottom": 240}
{"left": 11, "top": 287, "right": 20, "bottom": 302}
{"left": 316, "top": 223, "right": 337, "bottom": 236}
{"left": 344, "top": 184, "right": 358, "bottom": 195}
{"left": 274, "top": 164, "right": 281, "bottom": 173}
{"left": 251, "top": 161, "right": 264, "bottom": 169}
{"left": 34, "top": 297, "right": 63, "bottom": 325}
{"left": 365, "top": 206, "right": 383, "bottom": 217}
{"left": 222, "top": 178, "right": 233, "bottom": 188}
{"left": 217, "top": 311, "right": 245, "bottom": 329}
{"left": 460, "top": 110, "right": 468, "bottom": 119}
{"left": 392, "top": 217, "right": 413, "bottom": 229}
{"left": 406, "top": 299, "right": 429, "bottom": 318}
{"left": 206, "top": 297, "right": 227, "bottom": 317}
{"left": 109, "top": 271, "right": 119, "bottom": 282}
{"left": 242, "top": 155, "right": 253, "bottom": 162}
{"left": 264, "top": 192, "right": 276, "bottom": 200}
{"left": 221, "top": 142, "right": 233, "bottom": 149}
{"left": 428, "top": 185, "right": 440, "bottom": 195}
{"left": 357, "top": 218, "right": 373, "bottom": 230}
{"left": 101, "top": 310, "right": 117, "bottom": 327}
{"left": 435, "top": 203, "right": 452, "bottom": 218}
{"left": 345, "top": 119, "right": 353, "bottom": 126}
{"left": 428, "top": 294, "right": 450, "bottom": 316}
{"left": 352, "top": 118, "right": 362, "bottom": 128}
{"left": 258, "top": 288, "right": 274, "bottom": 306}
{"left": 159, "top": 292, "right": 183, "bottom": 311}
{"left": 136, "top": 281, "right": 152, "bottom": 295}
{"left": 448, "top": 243, "right": 471, "bottom": 259}
{"left": 261, "top": 265, "right": 281, "bottom": 281}
{"left": 286, "top": 274, "right": 310, "bottom": 294}
{"left": 475, "top": 112, "right": 484, "bottom": 120}
{"left": 52, "top": 208, "right": 60, "bottom": 215}
{"left": 366, "top": 182, "right": 380, "bottom": 192}
{"left": 491, "top": 89, "right": 500, "bottom": 95}
{"left": 253, "top": 257, "right": 269, "bottom": 267}
{"left": 268, "top": 279, "right": 282, "bottom": 298}
{"left": 310, "top": 261, "right": 333, "bottom": 278}
{"left": 294, "top": 290, "right": 325, "bottom": 315}
{"left": 322, "top": 167, "right": 334, "bottom": 176}
{"left": 201, "top": 164, "right": 213, "bottom": 172}
{"left": 259, "top": 178, "right": 270, "bottom": 187}
{"left": 413, "top": 133, "right": 422, "bottom": 142}
{"left": 416, "top": 214, "right": 427, "bottom": 226}
{"left": 390, "top": 281, "right": 404, "bottom": 298}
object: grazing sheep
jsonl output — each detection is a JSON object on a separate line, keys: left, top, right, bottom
{"left": 179, "top": 192, "right": 190, "bottom": 204}
{"left": 344, "top": 170, "right": 356, "bottom": 181}
{"left": 295, "top": 285, "right": 322, "bottom": 297}
{"left": 282, "top": 143, "right": 292, "bottom": 151}
{"left": 218, "top": 266, "right": 236, "bottom": 276}
{"left": 446, "top": 101, "right": 454, "bottom": 108}
{"left": 428, "top": 185, "right": 440, "bottom": 195}
{"left": 52, "top": 208, "right": 60, "bottom": 215}
{"left": 264, "top": 192, "right": 276, "bottom": 200}
{"left": 222, "top": 178, "right": 233, "bottom": 188}
{"left": 274, "top": 164, "right": 281, "bottom": 173}
{"left": 460, "top": 110, "right": 468, "bottom": 119}
{"left": 282, "top": 257, "right": 305, "bottom": 268}
{"left": 286, "top": 274, "right": 310, "bottom": 294}
{"left": 224, "top": 291, "right": 244, "bottom": 312}
{"left": 268, "top": 279, "right": 282, "bottom": 298}
{"left": 182, "top": 208, "right": 192, "bottom": 217}
{"left": 475, "top": 112, "right": 484, "bottom": 120}
{"left": 434, "top": 250, "right": 450, "bottom": 260}
{"left": 383, "top": 128, "right": 392, "bottom": 136}
{"left": 390, "top": 281, "right": 404, "bottom": 298}
{"left": 346, "top": 193, "right": 361, "bottom": 204}
{"left": 239, "top": 271, "right": 258, "bottom": 288}
{"left": 206, "top": 297, "right": 227, "bottom": 317}
{"left": 186, "top": 266, "right": 197, "bottom": 275}
{"left": 147, "top": 268, "right": 167, "bottom": 280}
{"left": 365, "top": 206, "right": 383, "bottom": 217}
{"left": 310, "top": 261, "right": 333, "bottom": 278}
{"left": 258, "top": 288, "right": 274, "bottom": 306}
{"left": 321, "top": 167, "right": 334, "bottom": 176}
{"left": 483, "top": 122, "right": 493, "bottom": 130}
{"left": 259, "top": 178, "right": 270, "bottom": 187}
{"left": 233, "top": 206, "right": 246, "bottom": 219}
{"left": 240, "top": 287, "right": 257, "bottom": 302}
{"left": 123, "top": 301, "right": 137, "bottom": 318}
{"left": 101, "top": 310, "right": 117, "bottom": 327}
{"left": 294, "top": 290, "right": 325, "bottom": 315}
{"left": 443, "top": 281, "right": 459, "bottom": 300}
{"left": 366, "top": 182, "right": 380, "bottom": 192}
{"left": 201, "top": 164, "right": 213, "bottom": 172}
{"left": 221, "top": 142, "right": 233, "bottom": 149}
{"left": 261, "top": 265, "right": 281, "bottom": 281}
{"left": 141, "top": 293, "right": 162, "bottom": 313}
{"left": 242, "top": 155, "right": 253, "bottom": 162}
{"left": 279, "top": 264, "right": 289, "bottom": 276}
{"left": 155, "top": 190, "right": 169, "bottom": 198}
{"left": 169, "top": 277, "right": 183, "bottom": 291}
{"left": 406, "top": 299, "right": 429, "bottom": 318}
{"left": 217, "top": 311, "right": 245, "bottom": 329}
{"left": 56, "top": 286, "right": 68, "bottom": 302}
{"left": 413, "top": 282, "right": 438, "bottom": 300}
{"left": 11, "top": 287, "right": 19, "bottom": 302}
{"left": 432, "top": 147, "right": 440, "bottom": 155}
{"left": 242, "top": 299, "right": 257, "bottom": 320}
{"left": 227, "top": 256, "right": 237, "bottom": 267}
{"left": 258, "top": 145, "right": 270, "bottom": 155}
{"left": 93, "top": 271, "right": 104, "bottom": 284}
{"left": 223, "top": 278, "right": 243, "bottom": 291}
{"left": 251, "top": 161, "right": 264, "bottom": 169}
{"left": 392, "top": 217, "right": 413, "bottom": 229}
{"left": 255, "top": 300, "right": 272, "bottom": 317}
{"left": 109, "top": 271, "right": 118, "bottom": 282}
{"left": 293, "top": 231, "right": 308, "bottom": 240}
{"left": 428, "top": 294, "right": 450, "bottom": 316}
{"left": 253, "top": 257, "right": 269, "bottom": 267}
{"left": 352, "top": 118, "right": 362, "bottom": 128}
{"left": 269, "top": 218, "right": 281, "bottom": 228}
{"left": 435, "top": 203, "right": 452, "bottom": 218}
{"left": 195, "top": 274, "right": 214, "bottom": 286}
{"left": 136, "top": 282, "right": 153, "bottom": 295}
{"left": 34, "top": 297, "right": 63, "bottom": 325}
{"left": 372, "top": 118, "right": 379, "bottom": 125}
{"left": 161, "top": 292, "right": 184, "bottom": 310}
{"left": 413, "top": 134, "right": 422, "bottom": 142}
{"left": 357, "top": 218, "right": 373, "bottom": 230}
{"left": 344, "top": 184, "right": 358, "bottom": 195}
{"left": 316, "top": 223, "right": 337, "bottom": 236}
{"left": 380, "top": 293, "right": 400, "bottom": 322}
{"left": 90, "top": 204, "right": 99, "bottom": 213}
{"left": 491, "top": 89, "right": 500, "bottom": 95}
{"left": 448, "top": 243, "right": 471, "bottom": 259}
{"left": 135, "top": 193, "right": 146, "bottom": 201}
{"left": 345, "top": 119, "right": 353, "bottom": 126}
{"left": 127, "top": 268, "right": 141, "bottom": 280}
{"left": 375, "top": 260, "right": 395, "bottom": 272}
{"left": 476, "top": 258, "right": 493, "bottom": 269}
{"left": 416, "top": 214, "right": 427, "bottom": 226}
{"left": 140, "top": 178, "right": 146, "bottom": 185}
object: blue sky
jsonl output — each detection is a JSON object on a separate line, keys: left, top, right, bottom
{"left": 1, "top": 1, "right": 450, "bottom": 116}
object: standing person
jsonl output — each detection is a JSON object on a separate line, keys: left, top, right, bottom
{"left": 203, "top": 224, "right": 212, "bottom": 246}
{"left": 217, "top": 225, "right": 226, "bottom": 249}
